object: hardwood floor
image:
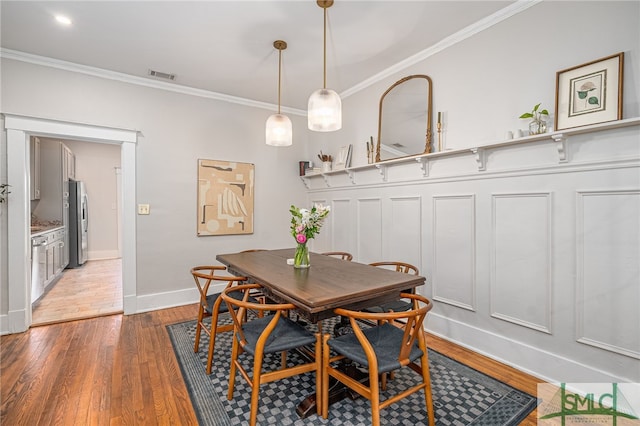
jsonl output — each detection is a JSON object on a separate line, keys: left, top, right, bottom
{"left": 1, "top": 304, "right": 543, "bottom": 425}
{"left": 32, "top": 258, "right": 123, "bottom": 326}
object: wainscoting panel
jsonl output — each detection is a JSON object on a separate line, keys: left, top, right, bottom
{"left": 432, "top": 195, "right": 476, "bottom": 310}
{"left": 491, "top": 192, "right": 552, "bottom": 333}
{"left": 357, "top": 198, "right": 383, "bottom": 263}
{"left": 387, "top": 196, "right": 422, "bottom": 268}
{"left": 303, "top": 122, "right": 640, "bottom": 383}
{"left": 330, "top": 198, "right": 353, "bottom": 256}
{"left": 576, "top": 190, "right": 640, "bottom": 359}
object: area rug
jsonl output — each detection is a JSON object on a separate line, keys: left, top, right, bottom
{"left": 167, "top": 315, "right": 537, "bottom": 425}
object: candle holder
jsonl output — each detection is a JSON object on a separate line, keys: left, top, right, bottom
{"left": 437, "top": 122, "right": 443, "bottom": 152}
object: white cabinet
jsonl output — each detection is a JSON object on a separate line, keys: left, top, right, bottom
{"left": 64, "top": 145, "right": 75, "bottom": 180}
{"left": 30, "top": 137, "right": 41, "bottom": 200}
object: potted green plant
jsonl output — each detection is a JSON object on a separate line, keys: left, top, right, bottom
{"left": 519, "top": 103, "right": 549, "bottom": 135}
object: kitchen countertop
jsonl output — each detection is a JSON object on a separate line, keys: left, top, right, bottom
{"left": 31, "top": 225, "right": 65, "bottom": 237}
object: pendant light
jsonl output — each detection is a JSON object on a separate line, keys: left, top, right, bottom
{"left": 308, "top": 0, "right": 342, "bottom": 132}
{"left": 266, "top": 40, "right": 293, "bottom": 146}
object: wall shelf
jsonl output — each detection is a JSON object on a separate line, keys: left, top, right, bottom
{"left": 300, "top": 117, "right": 640, "bottom": 189}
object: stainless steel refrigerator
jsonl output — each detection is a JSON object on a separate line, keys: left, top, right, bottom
{"left": 68, "top": 180, "right": 88, "bottom": 268}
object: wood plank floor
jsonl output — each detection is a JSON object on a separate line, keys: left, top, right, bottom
{"left": 1, "top": 304, "right": 544, "bottom": 425}
{"left": 32, "top": 258, "right": 123, "bottom": 326}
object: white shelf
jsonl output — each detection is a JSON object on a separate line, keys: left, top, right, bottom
{"left": 300, "top": 117, "right": 640, "bottom": 188}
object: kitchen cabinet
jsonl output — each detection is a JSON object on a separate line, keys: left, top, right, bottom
{"left": 33, "top": 141, "right": 73, "bottom": 269}
{"left": 31, "top": 227, "right": 66, "bottom": 303}
{"left": 30, "top": 137, "right": 41, "bottom": 200}
{"left": 64, "top": 144, "right": 75, "bottom": 180}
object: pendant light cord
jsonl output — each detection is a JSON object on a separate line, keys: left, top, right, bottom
{"left": 278, "top": 47, "right": 282, "bottom": 114}
{"left": 323, "top": 6, "right": 327, "bottom": 89}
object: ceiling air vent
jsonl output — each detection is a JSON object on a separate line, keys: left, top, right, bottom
{"left": 148, "top": 69, "right": 176, "bottom": 81}
{"left": 392, "top": 143, "right": 406, "bottom": 148}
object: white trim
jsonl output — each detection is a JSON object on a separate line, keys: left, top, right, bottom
{"left": 426, "top": 312, "right": 634, "bottom": 384}
{"left": 3, "top": 114, "right": 137, "bottom": 334}
{"left": 0, "top": 49, "right": 306, "bottom": 117}
{"left": 341, "top": 0, "right": 542, "bottom": 98}
{"left": 0, "top": 1, "right": 541, "bottom": 114}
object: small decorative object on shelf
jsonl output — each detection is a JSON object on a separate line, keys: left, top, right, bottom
{"left": 290, "top": 203, "right": 330, "bottom": 268}
{"left": 318, "top": 151, "right": 332, "bottom": 172}
{"left": 437, "top": 111, "right": 443, "bottom": 151}
{"left": 520, "top": 103, "right": 549, "bottom": 135}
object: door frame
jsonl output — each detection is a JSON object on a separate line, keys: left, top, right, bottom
{"left": 4, "top": 114, "right": 138, "bottom": 333}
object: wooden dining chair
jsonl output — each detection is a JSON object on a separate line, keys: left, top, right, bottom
{"left": 191, "top": 265, "right": 254, "bottom": 374}
{"left": 365, "top": 261, "right": 419, "bottom": 313}
{"left": 321, "top": 292, "right": 435, "bottom": 426}
{"left": 222, "top": 283, "right": 322, "bottom": 426}
{"left": 321, "top": 251, "right": 353, "bottom": 261}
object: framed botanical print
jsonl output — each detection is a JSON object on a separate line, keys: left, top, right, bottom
{"left": 197, "top": 159, "right": 254, "bottom": 236}
{"left": 554, "top": 52, "right": 623, "bottom": 131}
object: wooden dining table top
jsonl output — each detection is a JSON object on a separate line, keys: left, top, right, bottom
{"left": 216, "top": 248, "right": 425, "bottom": 322}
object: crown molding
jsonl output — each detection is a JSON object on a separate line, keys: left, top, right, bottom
{"left": 1, "top": 1, "right": 540, "bottom": 114}
{"left": 0, "top": 48, "right": 307, "bottom": 117}
{"left": 341, "top": 0, "right": 542, "bottom": 98}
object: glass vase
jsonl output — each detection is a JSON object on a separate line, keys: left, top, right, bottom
{"left": 528, "top": 118, "right": 547, "bottom": 135}
{"left": 293, "top": 243, "right": 310, "bottom": 268}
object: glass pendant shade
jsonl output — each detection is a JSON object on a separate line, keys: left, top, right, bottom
{"left": 265, "top": 113, "right": 292, "bottom": 146}
{"left": 308, "top": 88, "right": 342, "bottom": 131}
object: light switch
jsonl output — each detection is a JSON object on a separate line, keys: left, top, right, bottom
{"left": 138, "top": 204, "right": 150, "bottom": 215}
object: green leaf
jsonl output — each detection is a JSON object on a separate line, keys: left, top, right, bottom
{"left": 588, "top": 97, "right": 599, "bottom": 105}
{"left": 540, "top": 109, "right": 549, "bottom": 115}
{"left": 577, "top": 91, "right": 588, "bottom": 99}
{"left": 533, "top": 103, "right": 541, "bottom": 112}
{"left": 519, "top": 113, "right": 533, "bottom": 119}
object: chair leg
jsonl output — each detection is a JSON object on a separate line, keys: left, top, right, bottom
{"left": 194, "top": 309, "right": 204, "bottom": 352}
{"left": 206, "top": 309, "right": 221, "bottom": 374}
{"left": 227, "top": 333, "right": 240, "bottom": 401}
{"left": 369, "top": 369, "right": 381, "bottom": 426}
{"left": 281, "top": 350, "right": 287, "bottom": 369}
{"left": 419, "top": 337, "right": 435, "bottom": 426}
{"left": 321, "top": 334, "right": 331, "bottom": 419}
{"left": 315, "top": 333, "right": 322, "bottom": 416}
{"left": 249, "top": 354, "right": 265, "bottom": 426}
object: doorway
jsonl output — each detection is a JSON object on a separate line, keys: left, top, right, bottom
{"left": 30, "top": 137, "right": 123, "bottom": 325}
{"left": 4, "top": 114, "right": 137, "bottom": 334}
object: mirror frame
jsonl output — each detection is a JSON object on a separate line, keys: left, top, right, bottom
{"left": 376, "top": 74, "right": 433, "bottom": 162}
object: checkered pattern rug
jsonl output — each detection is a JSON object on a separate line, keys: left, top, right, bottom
{"left": 167, "top": 314, "right": 537, "bottom": 425}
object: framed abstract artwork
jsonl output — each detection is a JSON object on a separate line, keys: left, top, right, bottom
{"left": 197, "top": 159, "right": 254, "bottom": 236}
{"left": 554, "top": 52, "right": 623, "bottom": 131}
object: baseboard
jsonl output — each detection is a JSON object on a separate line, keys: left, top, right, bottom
{"left": 88, "top": 250, "right": 120, "bottom": 260}
{"left": 0, "top": 314, "right": 8, "bottom": 335}
{"left": 1, "top": 309, "right": 29, "bottom": 335}
{"left": 134, "top": 286, "right": 202, "bottom": 314}
{"left": 426, "top": 312, "right": 629, "bottom": 385}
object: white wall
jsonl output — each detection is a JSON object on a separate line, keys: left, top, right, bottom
{"left": 303, "top": 1, "right": 640, "bottom": 385}
{"left": 0, "top": 58, "right": 309, "bottom": 314}
{"left": 304, "top": 122, "right": 640, "bottom": 385}
{"left": 1, "top": 1, "right": 638, "bottom": 385}
{"left": 318, "top": 1, "right": 640, "bottom": 164}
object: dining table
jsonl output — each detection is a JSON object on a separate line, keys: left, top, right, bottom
{"left": 216, "top": 248, "right": 426, "bottom": 417}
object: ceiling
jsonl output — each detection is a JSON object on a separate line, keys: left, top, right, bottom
{"left": 1, "top": 1, "right": 515, "bottom": 113}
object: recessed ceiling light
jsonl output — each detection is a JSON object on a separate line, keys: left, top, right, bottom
{"left": 55, "top": 15, "right": 72, "bottom": 26}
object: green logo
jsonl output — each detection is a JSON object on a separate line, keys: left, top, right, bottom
{"left": 538, "top": 383, "right": 639, "bottom": 425}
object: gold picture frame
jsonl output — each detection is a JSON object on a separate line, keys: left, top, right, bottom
{"left": 197, "top": 159, "right": 254, "bottom": 236}
{"left": 554, "top": 52, "right": 623, "bottom": 131}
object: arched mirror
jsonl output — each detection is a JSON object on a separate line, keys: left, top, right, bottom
{"left": 376, "top": 74, "right": 433, "bottom": 162}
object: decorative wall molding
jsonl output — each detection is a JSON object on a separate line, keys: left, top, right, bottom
{"left": 305, "top": 121, "right": 640, "bottom": 383}
{"left": 432, "top": 194, "right": 476, "bottom": 311}
{"left": 575, "top": 190, "right": 640, "bottom": 359}
{"left": 490, "top": 192, "right": 552, "bottom": 334}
